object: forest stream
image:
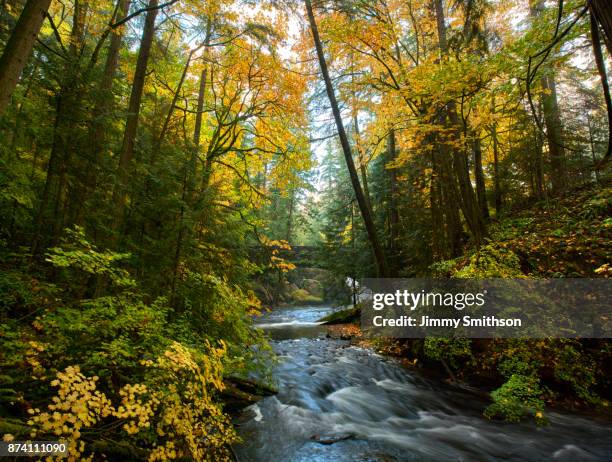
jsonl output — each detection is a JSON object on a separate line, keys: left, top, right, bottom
{"left": 234, "top": 305, "right": 612, "bottom": 462}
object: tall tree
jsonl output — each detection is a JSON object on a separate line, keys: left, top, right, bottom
{"left": 89, "top": 0, "right": 132, "bottom": 167}
{"left": 489, "top": 100, "right": 503, "bottom": 213}
{"left": 0, "top": 0, "right": 51, "bottom": 116}
{"left": 473, "top": 135, "right": 490, "bottom": 219}
{"left": 386, "top": 128, "right": 400, "bottom": 273}
{"left": 193, "top": 18, "right": 213, "bottom": 149}
{"left": 530, "top": 0, "right": 566, "bottom": 193}
{"left": 114, "top": 0, "right": 159, "bottom": 227}
{"left": 589, "top": 0, "right": 612, "bottom": 56}
{"left": 31, "top": 0, "right": 89, "bottom": 253}
{"left": 589, "top": 5, "right": 612, "bottom": 165}
{"left": 433, "top": 0, "right": 487, "bottom": 244}
{"left": 304, "top": 0, "right": 389, "bottom": 277}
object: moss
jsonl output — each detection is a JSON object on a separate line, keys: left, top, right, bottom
{"left": 431, "top": 244, "right": 525, "bottom": 278}
{"left": 317, "top": 306, "right": 361, "bottom": 324}
{"left": 453, "top": 245, "right": 525, "bottom": 278}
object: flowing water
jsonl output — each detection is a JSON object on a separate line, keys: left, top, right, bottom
{"left": 235, "top": 305, "right": 612, "bottom": 462}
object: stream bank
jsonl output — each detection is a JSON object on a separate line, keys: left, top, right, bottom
{"left": 234, "top": 305, "right": 612, "bottom": 462}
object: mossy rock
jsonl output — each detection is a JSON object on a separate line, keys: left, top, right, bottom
{"left": 318, "top": 306, "right": 361, "bottom": 324}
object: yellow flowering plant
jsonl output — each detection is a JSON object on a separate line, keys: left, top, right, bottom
{"left": 28, "top": 342, "right": 237, "bottom": 461}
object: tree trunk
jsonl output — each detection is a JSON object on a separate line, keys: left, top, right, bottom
{"left": 170, "top": 161, "right": 188, "bottom": 304}
{"left": 193, "top": 68, "right": 207, "bottom": 146}
{"left": 589, "top": 7, "right": 612, "bottom": 165}
{"left": 90, "top": 0, "right": 131, "bottom": 163}
{"left": 540, "top": 72, "right": 566, "bottom": 193}
{"left": 31, "top": 0, "right": 88, "bottom": 254}
{"left": 353, "top": 113, "right": 372, "bottom": 212}
{"left": 193, "top": 18, "right": 212, "bottom": 147}
{"left": 56, "top": 0, "right": 88, "bottom": 230}
{"left": 76, "top": 0, "right": 131, "bottom": 231}
{"left": 438, "top": 142, "right": 464, "bottom": 256}
{"left": 350, "top": 202, "right": 357, "bottom": 306}
{"left": 533, "top": 121, "right": 545, "bottom": 199}
{"left": 587, "top": 114, "right": 600, "bottom": 183}
{"left": 349, "top": 52, "right": 373, "bottom": 214}
{"left": 434, "top": 0, "right": 486, "bottom": 245}
{"left": 305, "top": 0, "right": 388, "bottom": 277}
{"left": 156, "top": 49, "right": 194, "bottom": 150}
{"left": 194, "top": 22, "right": 215, "bottom": 192}
{"left": 430, "top": 148, "right": 444, "bottom": 259}
{"left": 590, "top": 0, "right": 612, "bottom": 57}
{"left": 171, "top": 21, "right": 213, "bottom": 301}
{"left": 286, "top": 190, "right": 294, "bottom": 243}
{"left": 530, "top": 0, "right": 566, "bottom": 194}
{"left": 491, "top": 124, "right": 502, "bottom": 213}
{"left": 424, "top": 99, "right": 463, "bottom": 259}
{"left": 387, "top": 128, "right": 400, "bottom": 274}
{"left": 0, "top": 0, "right": 51, "bottom": 116}
{"left": 31, "top": 92, "right": 62, "bottom": 255}
{"left": 114, "top": 0, "right": 158, "bottom": 225}
{"left": 473, "top": 135, "right": 489, "bottom": 219}
{"left": 489, "top": 99, "right": 502, "bottom": 214}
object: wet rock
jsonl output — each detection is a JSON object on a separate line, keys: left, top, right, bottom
{"left": 310, "top": 433, "right": 355, "bottom": 445}
{"left": 318, "top": 306, "right": 361, "bottom": 325}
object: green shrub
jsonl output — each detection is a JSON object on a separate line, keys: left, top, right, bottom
{"left": 45, "top": 226, "right": 135, "bottom": 291}
{"left": 554, "top": 343, "right": 600, "bottom": 405}
{"left": 454, "top": 245, "right": 524, "bottom": 278}
{"left": 0, "top": 269, "right": 38, "bottom": 313}
{"left": 424, "top": 338, "right": 471, "bottom": 367}
{"left": 485, "top": 374, "right": 545, "bottom": 423}
{"left": 0, "top": 226, "right": 270, "bottom": 459}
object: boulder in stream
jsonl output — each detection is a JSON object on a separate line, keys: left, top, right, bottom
{"left": 310, "top": 433, "right": 355, "bottom": 445}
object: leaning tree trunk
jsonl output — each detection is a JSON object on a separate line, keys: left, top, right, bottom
{"left": 590, "top": 0, "right": 612, "bottom": 57}
{"left": 114, "top": 0, "right": 159, "bottom": 229}
{"left": 0, "top": 0, "right": 51, "bottom": 116}
{"left": 155, "top": 48, "right": 196, "bottom": 151}
{"left": 305, "top": 0, "right": 389, "bottom": 277}
{"left": 353, "top": 113, "right": 373, "bottom": 213}
{"left": 589, "top": 7, "right": 612, "bottom": 165}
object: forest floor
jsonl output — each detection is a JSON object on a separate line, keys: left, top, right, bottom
{"left": 475, "top": 181, "right": 611, "bottom": 278}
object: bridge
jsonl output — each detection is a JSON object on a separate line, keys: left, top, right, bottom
{"left": 249, "top": 245, "right": 324, "bottom": 269}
